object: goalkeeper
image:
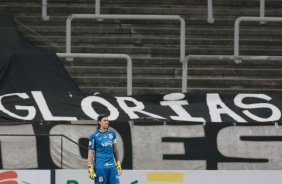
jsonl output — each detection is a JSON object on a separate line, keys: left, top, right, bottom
{"left": 88, "top": 114, "right": 122, "bottom": 184}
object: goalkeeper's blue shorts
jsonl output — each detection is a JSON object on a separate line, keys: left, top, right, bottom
{"left": 95, "top": 167, "right": 120, "bottom": 184}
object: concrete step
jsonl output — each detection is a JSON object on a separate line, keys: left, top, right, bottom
{"left": 17, "top": 23, "right": 282, "bottom": 36}
{"left": 80, "top": 86, "right": 182, "bottom": 95}
{"left": 39, "top": 45, "right": 182, "bottom": 55}
{"left": 77, "top": 79, "right": 282, "bottom": 96}
{"left": 24, "top": 34, "right": 282, "bottom": 47}
{"left": 65, "top": 66, "right": 181, "bottom": 77}
{"left": 40, "top": 45, "right": 282, "bottom": 56}
{"left": 187, "top": 76, "right": 282, "bottom": 87}
{"left": 72, "top": 76, "right": 182, "bottom": 87}
{"left": 187, "top": 59, "right": 282, "bottom": 67}
{"left": 79, "top": 85, "right": 282, "bottom": 96}
{"left": 61, "top": 54, "right": 282, "bottom": 67}
{"left": 65, "top": 66, "right": 282, "bottom": 78}
{"left": 60, "top": 57, "right": 181, "bottom": 67}
{"left": 188, "top": 68, "right": 282, "bottom": 77}
{"left": 61, "top": 57, "right": 282, "bottom": 68}
{"left": 185, "top": 87, "right": 282, "bottom": 95}
{"left": 71, "top": 75, "right": 282, "bottom": 90}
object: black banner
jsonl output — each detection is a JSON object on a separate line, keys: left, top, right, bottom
{"left": 0, "top": 91, "right": 281, "bottom": 123}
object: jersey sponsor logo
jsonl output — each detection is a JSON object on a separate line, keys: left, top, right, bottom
{"left": 101, "top": 141, "right": 113, "bottom": 147}
{"left": 105, "top": 163, "right": 114, "bottom": 167}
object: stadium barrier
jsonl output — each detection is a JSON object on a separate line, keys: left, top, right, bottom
{"left": 207, "top": 0, "right": 266, "bottom": 24}
{"left": 42, "top": 0, "right": 49, "bottom": 21}
{"left": 65, "top": 14, "right": 186, "bottom": 63}
{"left": 234, "top": 16, "right": 282, "bottom": 61}
{"left": 182, "top": 54, "right": 282, "bottom": 93}
{"left": 2, "top": 169, "right": 282, "bottom": 184}
{"left": 56, "top": 53, "right": 133, "bottom": 95}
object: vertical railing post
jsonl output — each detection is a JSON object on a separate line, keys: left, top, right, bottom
{"left": 95, "top": 0, "right": 103, "bottom": 21}
{"left": 95, "top": 0, "right": 101, "bottom": 15}
{"left": 61, "top": 135, "right": 63, "bottom": 168}
{"left": 182, "top": 61, "right": 188, "bottom": 93}
{"left": 179, "top": 17, "right": 186, "bottom": 62}
{"left": 234, "top": 17, "right": 241, "bottom": 63}
{"left": 207, "top": 0, "right": 214, "bottom": 23}
{"left": 42, "top": 0, "right": 50, "bottom": 21}
{"left": 260, "top": 0, "right": 265, "bottom": 18}
{"left": 66, "top": 16, "right": 73, "bottom": 61}
{"left": 66, "top": 16, "right": 72, "bottom": 54}
{"left": 126, "top": 56, "right": 133, "bottom": 95}
{"left": 260, "top": 0, "right": 266, "bottom": 24}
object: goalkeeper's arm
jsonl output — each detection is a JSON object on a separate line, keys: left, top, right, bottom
{"left": 87, "top": 150, "right": 96, "bottom": 179}
{"left": 113, "top": 144, "right": 122, "bottom": 175}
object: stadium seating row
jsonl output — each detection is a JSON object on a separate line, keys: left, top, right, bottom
{"left": 1, "top": 0, "right": 282, "bottom": 95}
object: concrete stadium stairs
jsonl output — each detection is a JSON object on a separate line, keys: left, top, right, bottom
{"left": 1, "top": 0, "right": 282, "bottom": 95}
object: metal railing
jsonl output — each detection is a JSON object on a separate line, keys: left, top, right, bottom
{"left": 95, "top": 0, "right": 101, "bottom": 15}
{"left": 57, "top": 53, "right": 133, "bottom": 95}
{"left": 42, "top": 0, "right": 50, "bottom": 21}
{"left": 65, "top": 14, "right": 185, "bottom": 95}
{"left": 234, "top": 16, "right": 282, "bottom": 63}
{"left": 66, "top": 14, "right": 186, "bottom": 62}
{"left": 42, "top": 0, "right": 266, "bottom": 24}
{"left": 41, "top": 0, "right": 101, "bottom": 20}
{"left": 181, "top": 54, "right": 282, "bottom": 93}
{"left": 207, "top": 0, "right": 214, "bottom": 23}
{"left": 260, "top": 0, "right": 265, "bottom": 19}
{"left": 0, "top": 134, "right": 87, "bottom": 169}
{"left": 207, "top": 0, "right": 266, "bottom": 23}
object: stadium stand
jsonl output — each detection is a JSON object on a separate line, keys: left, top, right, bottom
{"left": 1, "top": 0, "right": 282, "bottom": 95}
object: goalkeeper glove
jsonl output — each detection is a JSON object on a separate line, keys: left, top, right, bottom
{"left": 116, "top": 161, "right": 122, "bottom": 176}
{"left": 88, "top": 165, "right": 96, "bottom": 180}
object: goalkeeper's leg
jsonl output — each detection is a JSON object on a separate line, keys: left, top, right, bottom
{"left": 108, "top": 167, "right": 120, "bottom": 184}
{"left": 95, "top": 168, "right": 108, "bottom": 184}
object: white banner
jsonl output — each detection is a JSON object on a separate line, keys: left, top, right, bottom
{"left": 55, "top": 170, "right": 282, "bottom": 184}
{"left": 56, "top": 170, "right": 92, "bottom": 184}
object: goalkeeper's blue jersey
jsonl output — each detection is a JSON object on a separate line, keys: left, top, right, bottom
{"left": 88, "top": 129, "right": 117, "bottom": 169}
